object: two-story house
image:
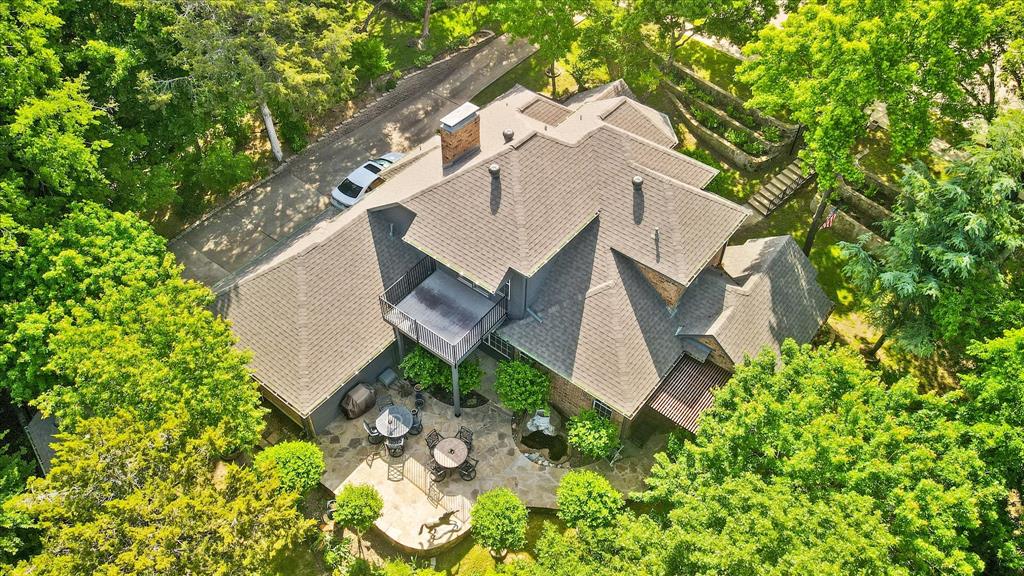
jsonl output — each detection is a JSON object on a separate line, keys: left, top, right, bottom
{"left": 214, "top": 81, "right": 832, "bottom": 438}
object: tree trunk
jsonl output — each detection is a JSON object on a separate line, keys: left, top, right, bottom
{"left": 803, "top": 190, "right": 829, "bottom": 256}
{"left": 420, "top": 0, "right": 432, "bottom": 42}
{"left": 550, "top": 61, "right": 558, "bottom": 98}
{"left": 866, "top": 331, "right": 887, "bottom": 357}
{"left": 360, "top": 0, "right": 388, "bottom": 32}
{"left": 259, "top": 100, "right": 284, "bottom": 163}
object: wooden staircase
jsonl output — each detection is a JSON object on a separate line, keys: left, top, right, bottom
{"left": 749, "top": 157, "right": 815, "bottom": 216}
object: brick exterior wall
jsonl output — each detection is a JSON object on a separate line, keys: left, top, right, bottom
{"left": 441, "top": 115, "right": 481, "bottom": 166}
{"left": 633, "top": 259, "right": 685, "bottom": 307}
{"left": 547, "top": 370, "right": 631, "bottom": 437}
{"left": 697, "top": 335, "right": 734, "bottom": 371}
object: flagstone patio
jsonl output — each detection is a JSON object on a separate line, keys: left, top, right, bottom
{"left": 317, "top": 353, "right": 663, "bottom": 552}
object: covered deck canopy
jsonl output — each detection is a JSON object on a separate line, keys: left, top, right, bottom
{"left": 647, "top": 355, "right": 732, "bottom": 433}
{"left": 393, "top": 271, "right": 499, "bottom": 352}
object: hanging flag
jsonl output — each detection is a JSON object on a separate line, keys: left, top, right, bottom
{"left": 821, "top": 206, "right": 839, "bottom": 229}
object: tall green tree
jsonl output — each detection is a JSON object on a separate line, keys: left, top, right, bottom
{"left": 633, "top": 0, "right": 792, "bottom": 66}
{"left": 496, "top": 0, "right": 589, "bottom": 97}
{"left": 168, "top": 0, "right": 362, "bottom": 162}
{"left": 738, "top": 0, "right": 1004, "bottom": 252}
{"left": 8, "top": 412, "right": 312, "bottom": 575}
{"left": 840, "top": 111, "right": 1024, "bottom": 356}
{"left": 957, "top": 329, "right": 1024, "bottom": 491}
{"left": 639, "top": 342, "right": 1023, "bottom": 574}
{"left": 0, "top": 202, "right": 174, "bottom": 404}
{"left": 0, "top": 433, "right": 38, "bottom": 568}
{"left": 41, "top": 276, "right": 265, "bottom": 451}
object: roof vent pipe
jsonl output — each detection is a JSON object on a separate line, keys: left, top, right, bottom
{"left": 489, "top": 163, "right": 501, "bottom": 178}
{"left": 503, "top": 129, "right": 515, "bottom": 143}
{"left": 632, "top": 175, "right": 644, "bottom": 192}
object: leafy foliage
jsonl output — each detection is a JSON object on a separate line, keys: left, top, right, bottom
{"left": 255, "top": 441, "right": 325, "bottom": 496}
{"left": 566, "top": 409, "right": 620, "bottom": 459}
{"left": 532, "top": 513, "right": 665, "bottom": 576}
{"left": 333, "top": 484, "right": 383, "bottom": 537}
{"left": 470, "top": 488, "right": 528, "bottom": 554}
{"left": 40, "top": 276, "right": 266, "bottom": 451}
{"left": 739, "top": 0, "right": 1005, "bottom": 191}
{"left": 957, "top": 329, "right": 1024, "bottom": 490}
{"left": 494, "top": 360, "right": 550, "bottom": 412}
{"left": 0, "top": 433, "right": 38, "bottom": 566}
{"left": 840, "top": 112, "right": 1024, "bottom": 355}
{"left": 399, "top": 346, "right": 481, "bottom": 398}
{"left": 8, "top": 412, "right": 312, "bottom": 575}
{"left": 555, "top": 470, "right": 623, "bottom": 530}
{"left": 639, "top": 341, "right": 1023, "bottom": 574}
{"left": 0, "top": 202, "right": 174, "bottom": 404}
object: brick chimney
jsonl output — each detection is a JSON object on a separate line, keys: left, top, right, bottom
{"left": 440, "top": 102, "right": 481, "bottom": 167}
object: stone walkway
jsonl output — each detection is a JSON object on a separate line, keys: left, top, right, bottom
{"left": 317, "top": 355, "right": 661, "bottom": 552}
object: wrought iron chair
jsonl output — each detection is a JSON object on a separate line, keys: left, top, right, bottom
{"left": 458, "top": 456, "right": 478, "bottom": 481}
{"left": 363, "top": 420, "right": 384, "bottom": 445}
{"left": 408, "top": 409, "right": 423, "bottom": 436}
{"left": 428, "top": 457, "right": 448, "bottom": 482}
{"left": 376, "top": 394, "right": 394, "bottom": 412}
{"left": 455, "top": 426, "right": 473, "bottom": 451}
{"left": 386, "top": 435, "right": 405, "bottom": 458}
{"left": 425, "top": 429, "right": 443, "bottom": 450}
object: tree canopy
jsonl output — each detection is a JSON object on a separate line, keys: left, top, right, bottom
{"left": 840, "top": 111, "right": 1024, "bottom": 355}
{"left": 638, "top": 341, "right": 1022, "bottom": 574}
{"left": 8, "top": 413, "right": 312, "bottom": 575}
{"left": 739, "top": 0, "right": 1005, "bottom": 192}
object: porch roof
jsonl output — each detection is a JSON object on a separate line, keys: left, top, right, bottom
{"left": 393, "top": 271, "right": 498, "bottom": 345}
{"left": 647, "top": 355, "right": 732, "bottom": 433}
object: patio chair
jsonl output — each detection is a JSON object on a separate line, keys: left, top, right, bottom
{"left": 376, "top": 394, "right": 394, "bottom": 412}
{"left": 386, "top": 435, "right": 405, "bottom": 458}
{"left": 458, "top": 456, "right": 478, "bottom": 481}
{"left": 363, "top": 420, "right": 384, "bottom": 445}
{"left": 425, "top": 429, "right": 442, "bottom": 450}
{"left": 455, "top": 426, "right": 473, "bottom": 451}
{"left": 428, "top": 457, "right": 447, "bottom": 482}
{"left": 408, "top": 409, "right": 423, "bottom": 436}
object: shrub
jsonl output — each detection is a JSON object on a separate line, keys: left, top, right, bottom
{"left": 494, "top": 360, "right": 550, "bottom": 412}
{"left": 470, "top": 488, "right": 528, "bottom": 554}
{"left": 567, "top": 409, "right": 620, "bottom": 459}
{"left": 321, "top": 532, "right": 355, "bottom": 573}
{"left": 334, "top": 484, "right": 383, "bottom": 539}
{"left": 400, "top": 346, "right": 481, "bottom": 398}
{"left": 555, "top": 470, "right": 623, "bottom": 529}
{"left": 414, "top": 53, "right": 434, "bottom": 68}
{"left": 254, "top": 440, "right": 325, "bottom": 495}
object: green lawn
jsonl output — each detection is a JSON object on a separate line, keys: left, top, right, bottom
{"left": 371, "top": 1, "right": 498, "bottom": 71}
{"left": 671, "top": 39, "right": 751, "bottom": 100}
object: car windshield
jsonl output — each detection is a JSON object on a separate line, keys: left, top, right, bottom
{"left": 337, "top": 179, "right": 363, "bottom": 198}
{"left": 373, "top": 157, "right": 393, "bottom": 167}
{"left": 363, "top": 163, "right": 383, "bottom": 173}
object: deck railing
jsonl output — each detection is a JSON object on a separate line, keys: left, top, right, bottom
{"left": 379, "top": 258, "right": 508, "bottom": 365}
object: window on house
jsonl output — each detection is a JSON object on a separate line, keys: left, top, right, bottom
{"left": 592, "top": 399, "right": 613, "bottom": 420}
{"left": 484, "top": 332, "right": 517, "bottom": 360}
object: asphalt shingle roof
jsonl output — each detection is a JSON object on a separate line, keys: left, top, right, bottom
{"left": 213, "top": 212, "right": 420, "bottom": 418}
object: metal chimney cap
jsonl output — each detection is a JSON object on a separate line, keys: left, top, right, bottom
{"left": 502, "top": 128, "right": 515, "bottom": 143}
{"left": 488, "top": 163, "right": 501, "bottom": 176}
{"left": 632, "top": 175, "right": 644, "bottom": 190}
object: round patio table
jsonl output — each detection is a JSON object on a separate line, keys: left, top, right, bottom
{"left": 375, "top": 405, "right": 413, "bottom": 438}
{"left": 433, "top": 437, "right": 469, "bottom": 469}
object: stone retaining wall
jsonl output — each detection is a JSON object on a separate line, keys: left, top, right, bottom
{"left": 812, "top": 192, "right": 887, "bottom": 252}
{"left": 838, "top": 176, "right": 893, "bottom": 227}
{"left": 665, "top": 60, "right": 798, "bottom": 135}
{"left": 667, "top": 91, "right": 779, "bottom": 173}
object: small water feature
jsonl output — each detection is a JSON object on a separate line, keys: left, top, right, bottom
{"left": 522, "top": 430, "right": 568, "bottom": 461}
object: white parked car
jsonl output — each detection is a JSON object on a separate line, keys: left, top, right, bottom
{"left": 330, "top": 152, "right": 405, "bottom": 208}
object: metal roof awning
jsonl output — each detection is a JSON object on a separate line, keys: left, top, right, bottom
{"left": 648, "top": 355, "right": 732, "bottom": 433}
